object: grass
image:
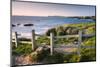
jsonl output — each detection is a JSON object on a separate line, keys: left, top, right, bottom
{"left": 12, "top": 22, "right": 96, "bottom": 64}
{"left": 12, "top": 43, "right": 32, "bottom": 56}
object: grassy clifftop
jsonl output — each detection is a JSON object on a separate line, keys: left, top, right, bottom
{"left": 45, "top": 22, "right": 95, "bottom": 36}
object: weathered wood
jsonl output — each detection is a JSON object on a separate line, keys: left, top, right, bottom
{"left": 50, "top": 33, "right": 54, "bottom": 55}
{"left": 12, "top": 40, "right": 32, "bottom": 44}
{"left": 31, "top": 30, "right": 36, "bottom": 51}
{"left": 12, "top": 29, "right": 95, "bottom": 56}
{"left": 55, "top": 35, "right": 79, "bottom": 38}
{"left": 77, "top": 30, "right": 82, "bottom": 56}
{"left": 14, "top": 32, "right": 18, "bottom": 48}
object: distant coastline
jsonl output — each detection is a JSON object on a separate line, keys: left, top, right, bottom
{"left": 11, "top": 15, "right": 95, "bottom": 35}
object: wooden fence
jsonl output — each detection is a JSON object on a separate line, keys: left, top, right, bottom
{"left": 49, "top": 30, "right": 82, "bottom": 55}
{"left": 12, "top": 30, "right": 95, "bottom": 55}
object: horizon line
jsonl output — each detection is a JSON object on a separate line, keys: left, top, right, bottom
{"left": 12, "top": 15, "right": 95, "bottom": 17}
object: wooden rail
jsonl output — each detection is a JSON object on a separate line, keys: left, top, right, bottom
{"left": 12, "top": 30, "right": 95, "bottom": 55}
{"left": 54, "top": 35, "right": 79, "bottom": 38}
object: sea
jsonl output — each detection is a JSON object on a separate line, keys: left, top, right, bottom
{"left": 11, "top": 16, "right": 95, "bottom": 38}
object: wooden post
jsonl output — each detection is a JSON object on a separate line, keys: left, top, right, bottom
{"left": 50, "top": 33, "right": 54, "bottom": 55}
{"left": 14, "top": 32, "right": 18, "bottom": 48}
{"left": 31, "top": 30, "right": 36, "bottom": 51}
{"left": 77, "top": 30, "right": 82, "bottom": 56}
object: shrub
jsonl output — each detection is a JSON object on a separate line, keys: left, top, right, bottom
{"left": 68, "top": 55, "right": 80, "bottom": 63}
{"left": 12, "top": 43, "right": 32, "bottom": 55}
{"left": 63, "top": 54, "right": 80, "bottom": 63}
{"left": 44, "top": 52, "right": 64, "bottom": 63}
{"left": 36, "top": 36, "right": 50, "bottom": 45}
{"left": 80, "top": 48, "right": 96, "bottom": 62}
{"left": 82, "top": 36, "right": 96, "bottom": 46}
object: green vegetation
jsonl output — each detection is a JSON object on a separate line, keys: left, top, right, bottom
{"left": 36, "top": 36, "right": 50, "bottom": 46}
{"left": 80, "top": 48, "right": 96, "bottom": 62}
{"left": 45, "top": 22, "right": 95, "bottom": 36}
{"left": 12, "top": 43, "right": 32, "bottom": 55}
{"left": 36, "top": 22, "right": 95, "bottom": 45}
{"left": 12, "top": 22, "right": 96, "bottom": 64}
{"left": 82, "top": 36, "right": 96, "bottom": 46}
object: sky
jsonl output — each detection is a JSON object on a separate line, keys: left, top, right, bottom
{"left": 12, "top": 1, "right": 95, "bottom": 16}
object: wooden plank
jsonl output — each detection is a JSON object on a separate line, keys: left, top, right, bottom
{"left": 19, "top": 41, "right": 32, "bottom": 44}
{"left": 12, "top": 40, "right": 31, "bottom": 44}
{"left": 55, "top": 35, "right": 79, "bottom": 38}
{"left": 31, "top": 30, "right": 36, "bottom": 51}
{"left": 50, "top": 33, "right": 54, "bottom": 55}
{"left": 77, "top": 30, "right": 82, "bottom": 56}
{"left": 14, "top": 32, "right": 18, "bottom": 48}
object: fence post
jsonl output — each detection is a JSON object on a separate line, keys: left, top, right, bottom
{"left": 14, "top": 32, "right": 18, "bottom": 48}
{"left": 31, "top": 30, "right": 36, "bottom": 51}
{"left": 77, "top": 30, "right": 82, "bottom": 56}
{"left": 50, "top": 33, "right": 54, "bottom": 55}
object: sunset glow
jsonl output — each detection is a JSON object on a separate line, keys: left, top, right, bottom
{"left": 12, "top": 1, "right": 95, "bottom": 16}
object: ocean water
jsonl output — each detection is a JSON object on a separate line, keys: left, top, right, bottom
{"left": 11, "top": 16, "right": 94, "bottom": 38}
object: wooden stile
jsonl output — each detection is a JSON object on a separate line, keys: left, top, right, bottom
{"left": 31, "top": 30, "right": 36, "bottom": 51}
{"left": 77, "top": 30, "right": 82, "bottom": 56}
{"left": 50, "top": 33, "right": 54, "bottom": 55}
{"left": 14, "top": 32, "right": 18, "bottom": 48}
